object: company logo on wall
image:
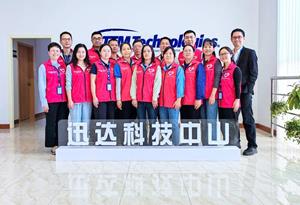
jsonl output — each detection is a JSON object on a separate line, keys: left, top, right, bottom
{"left": 99, "top": 28, "right": 219, "bottom": 50}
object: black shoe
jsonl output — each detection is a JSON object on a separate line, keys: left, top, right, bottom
{"left": 242, "top": 147, "right": 257, "bottom": 156}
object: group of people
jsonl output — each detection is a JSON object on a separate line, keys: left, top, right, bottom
{"left": 38, "top": 29, "right": 258, "bottom": 156}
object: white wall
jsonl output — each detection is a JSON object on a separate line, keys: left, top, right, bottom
{"left": 0, "top": 0, "right": 273, "bottom": 127}
{"left": 256, "top": 0, "right": 278, "bottom": 127}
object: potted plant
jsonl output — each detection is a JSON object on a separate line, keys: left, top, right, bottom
{"left": 271, "top": 83, "right": 300, "bottom": 144}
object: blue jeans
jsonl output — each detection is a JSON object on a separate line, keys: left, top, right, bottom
{"left": 137, "top": 102, "right": 157, "bottom": 145}
{"left": 70, "top": 102, "right": 92, "bottom": 123}
{"left": 203, "top": 100, "right": 218, "bottom": 142}
{"left": 159, "top": 107, "right": 180, "bottom": 145}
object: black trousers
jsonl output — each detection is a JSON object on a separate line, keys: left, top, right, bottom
{"left": 180, "top": 105, "right": 206, "bottom": 145}
{"left": 45, "top": 102, "right": 69, "bottom": 147}
{"left": 115, "top": 101, "right": 137, "bottom": 145}
{"left": 240, "top": 93, "right": 257, "bottom": 148}
{"left": 93, "top": 101, "right": 116, "bottom": 119}
{"left": 218, "top": 108, "right": 240, "bottom": 147}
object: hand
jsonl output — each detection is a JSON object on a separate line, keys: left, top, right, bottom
{"left": 173, "top": 99, "right": 181, "bottom": 110}
{"left": 194, "top": 100, "right": 202, "bottom": 110}
{"left": 117, "top": 100, "right": 122, "bottom": 110}
{"left": 43, "top": 104, "right": 49, "bottom": 113}
{"left": 93, "top": 97, "right": 99, "bottom": 108}
{"left": 152, "top": 100, "right": 158, "bottom": 109}
{"left": 132, "top": 99, "right": 138, "bottom": 108}
{"left": 68, "top": 100, "right": 74, "bottom": 109}
{"left": 233, "top": 99, "right": 240, "bottom": 112}
{"left": 209, "top": 94, "right": 215, "bottom": 105}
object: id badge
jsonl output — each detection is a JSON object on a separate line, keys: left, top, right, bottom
{"left": 57, "top": 86, "right": 62, "bottom": 95}
{"left": 106, "top": 83, "right": 112, "bottom": 91}
{"left": 218, "top": 91, "right": 223, "bottom": 100}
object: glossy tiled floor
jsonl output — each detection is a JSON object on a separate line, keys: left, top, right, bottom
{"left": 0, "top": 120, "right": 300, "bottom": 205}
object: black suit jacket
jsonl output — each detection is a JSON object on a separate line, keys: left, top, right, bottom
{"left": 236, "top": 47, "right": 258, "bottom": 94}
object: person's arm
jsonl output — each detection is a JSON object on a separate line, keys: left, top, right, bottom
{"left": 195, "top": 63, "right": 206, "bottom": 109}
{"left": 38, "top": 64, "right": 48, "bottom": 112}
{"left": 233, "top": 67, "right": 242, "bottom": 112}
{"left": 174, "top": 66, "right": 185, "bottom": 109}
{"left": 90, "top": 64, "right": 99, "bottom": 108}
{"left": 152, "top": 66, "right": 162, "bottom": 101}
{"left": 130, "top": 65, "right": 138, "bottom": 108}
{"left": 209, "top": 59, "right": 222, "bottom": 104}
{"left": 65, "top": 65, "right": 74, "bottom": 109}
{"left": 247, "top": 49, "right": 258, "bottom": 93}
{"left": 114, "top": 63, "right": 122, "bottom": 101}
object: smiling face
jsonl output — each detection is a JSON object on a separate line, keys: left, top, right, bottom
{"left": 48, "top": 46, "right": 61, "bottom": 61}
{"left": 219, "top": 48, "right": 232, "bottom": 65}
{"left": 183, "top": 45, "right": 194, "bottom": 62}
{"left": 60, "top": 33, "right": 72, "bottom": 49}
{"left": 143, "top": 46, "right": 152, "bottom": 61}
{"left": 100, "top": 45, "right": 112, "bottom": 60}
{"left": 184, "top": 32, "right": 196, "bottom": 46}
{"left": 121, "top": 44, "right": 132, "bottom": 59}
{"left": 163, "top": 48, "right": 175, "bottom": 65}
{"left": 231, "top": 31, "right": 245, "bottom": 49}
{"left": 109, "top": 40, "right": 119, "bottom": 54}
{"left": 91, "top": 34, "right": 103, "bottom": 48}
{"left": 76, "top": 47, "right": 86, "bottom": 61}
{"left": 203, "top": 42, "right": 214, "bottom": 56}
{"left": 159, "top": 39, "right": 171, "bottom": 53}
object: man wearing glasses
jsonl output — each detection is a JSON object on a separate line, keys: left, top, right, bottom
{"left": 88, "top": 31, "right": 103, "bottom": 65}
{"left": 59, "top": 31, "right": 73, "bottom": 65}
{"left": 231, "top": 28, "right": 258, "bottom": 156}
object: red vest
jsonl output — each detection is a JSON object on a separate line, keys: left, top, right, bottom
{"left": 182, "top": 60, "right": 199, "bottom": 105}
{"left": 159, "top": 63, "right": 179, "bottom": 108}
{"left": 94, "top": 59, "right": 116, "bottom": 102}
{"left": 70, "top": 64, "right": 92, "bottom": 103}
{"left": 43, "top": 59, "right": 67, "bottom": 103}
{"left": 218, "top": 62, "right": 239, "bottom": 108}
{"left": 136, "top": 62, "right": 159, "bottom": 102}
{"left": 204, "top": 55, "right": 218, "bottom": 99}
{"left": 57, "top": 56, "right": 67, "bottom": 67}
{"left": 131, "top": 55, "right": 141, "bottom": 65}
{"left": 116, "top": 58, "right": 133, "bottom": 101}
{"left": 88, "top": 47, "right": 100, "bottom": 65}
{"left": 178, "top": 48, "right": 202, "bottom": 65}
{"left": 155, "top": 55, "right": 163, "bottom": 67}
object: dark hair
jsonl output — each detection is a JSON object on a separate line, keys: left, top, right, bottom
{"left": 48, "top": 42, "right": 61, "bottom": 51}
{"left": 108, "top": 39, "right": 118, "bottom": 45}
{"left": 231, "top": 28, "right": 245, "bottom": 37}
{"left": 132, "top": 39, "right": 143, "bottom": 47}
{"left": 120, "top": 43, "right": 132, "bottom": 51}
{"left": 71, "top": 43, "right": 90, "bottom": 67}
{"left": 60, "top": 31, "right": 72, "bottom": 40}
{"left": 99, "top": 44, "right": 112, "bottom": 53}
{"left": 183, "top": 44, "right": 195, "bottom": 52}
{"left": 163, "top": 46, "right": 176, "bottom": 58}
{"left": 159, "top": 37, "right": 171, "bottom": 45}
{"left": 183, "top": 30, "right": 196, "bottom": 37}
{"left": 219, "top": 46, "right": 234, "bottom": 62}
{"left": 202, "top": 38, "right": 216, "bottom": 57}
{"left": 91, "top": 31, "right": 103, "bottom": 38}
{"left": 141, "top": 45, "right": 155, "bottom": 64}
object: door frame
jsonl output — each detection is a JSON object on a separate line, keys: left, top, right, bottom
{"left": 9, "top": 36, "right": 53, "bottom": 128}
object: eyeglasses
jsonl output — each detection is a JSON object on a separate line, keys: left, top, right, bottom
{"left": 231, "top": 36, "right": 243, "bottom": 40}
{"left": 92, "top": 37, "right": 103, "bottom": 41}
{"left": 219, "top": 52, "right": 230, "bottom": 56}
{"left": 61, "top": 38, "right": 71, "bottom": 41}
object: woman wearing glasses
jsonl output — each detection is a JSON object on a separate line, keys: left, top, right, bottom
{"left": 38, "top": 42, "right": 69, "bottom": 155}
{"left": 218, "top": 46, "right": 242, "bottom": 148}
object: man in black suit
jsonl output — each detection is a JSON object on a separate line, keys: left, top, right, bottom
{"left": 231, "top": 28, "right": 258, "bottom": 156}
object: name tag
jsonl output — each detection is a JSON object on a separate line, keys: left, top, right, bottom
{"left": 107, "top": 83, "right": 112, "bottom": 91}
{"left": 57, "top": 86, "right": 62, "bottom": 95}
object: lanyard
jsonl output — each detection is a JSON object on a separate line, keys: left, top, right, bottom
{"left": 101, "top": 60, "right": 111, "bottom": 82}
{"left": 53, "top": 65, "right": 62, "bottom": 86}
